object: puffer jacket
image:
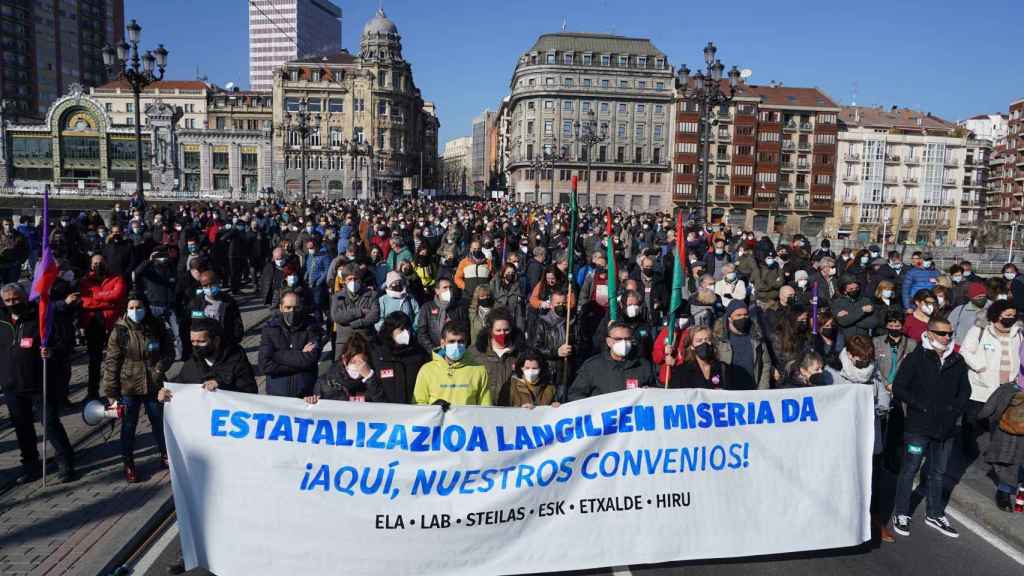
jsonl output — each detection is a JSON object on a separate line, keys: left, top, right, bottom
{"left": 893, "top": 339, "right": 972, "bottom": 439}
{"left": 490, "top": 275, "right": 528, "bottom": 332}
{"left": 176, "top": 344, "right": 258, "bottom": 393}
{"left": 567, "top": 349, "right": 657, "bottom": 401}
{"left": 100, "top": 315, "right": 175, "bottom": 398}
{"left": 508, "top": 375, "right": 558, "bottom": 407}
{"left": 0, "top": 307, "right": 64, "bottom": 394}
{"left": 960, "top": 324, "right": 1023, "bottom": 403}
{"left": 832, "top": 294, "right": 881, "bottom": 339}
{"left": 259, "top": 313, "right": 324, "bottom": 398}
{"left": 901, "top": 266, "right": 939, "bottom": 309}
{"left": 79, "top": 272, "right": 127, "bottom": 332}
{"left": 367, "top": 338, "right": 430, "bottom": 404}
{"left": 133, "top": 260, "right": 177, "bottom": 308}
{"left": 330, "top": 286, "right": 380, "bottom": 345}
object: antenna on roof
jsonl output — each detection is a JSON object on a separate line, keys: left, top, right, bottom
{"left": 851, "top": 81, "right": 858, "bottom": 107}
{"left": 562, "top": 17, "right": 566, "bottom": 31}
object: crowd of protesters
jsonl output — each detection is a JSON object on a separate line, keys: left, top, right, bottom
{"left": 2, "top": 195, "right": 1024, "bottom": 550}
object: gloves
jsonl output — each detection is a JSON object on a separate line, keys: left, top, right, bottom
{"left": 432, "top": 399, "right": 451, "bottom": 412}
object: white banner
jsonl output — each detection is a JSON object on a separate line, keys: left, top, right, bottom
{"left": 164, "top": 384, "right": 873, "bottom": 576}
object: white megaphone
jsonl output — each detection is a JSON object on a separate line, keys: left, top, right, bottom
{"left": 82, "top": 400, "right": 125, "bottom": 427}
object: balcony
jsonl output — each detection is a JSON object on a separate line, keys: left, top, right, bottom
{"left": 944, "top": 157, "right": 959, "bottom": 167}
{"left": 903, "top": 176, "right": 919, "bottom": 186}
{"left": 794, "top": 196, "right": 810, "bottom": 209}
{"left": 795, "top": 182, "right": 809, "bottom": 191}
{"left": 883, "top": 176, "right": 897, "bottom": 185}
{"left": 905, "top": 156, "right": 920, "bottom": 165}
{"left": 782, "top": 141, "right": 796, "bottom": 151}
{"left": 784, "top": 121, "right": 798, "bottom": 132}
{"left": 715, "top": 173, "right": 730, "bottom": 182}
{"left": 779, "top": 182, "right": 794, "bottom": 192}
{"left": 796, "top": 162, "right": 811, "bottom": 171}
{"left": 717, "top": 132, "right": 732, "bottom": 141}
{"left": 843, "top": 173, "right": 860, "bottom": 182}
{"left": 715, "top": 153, "right": 730, "bottom": 162}
{"left": 798, "top": 142, "right": 812, "bottom": 151}
{"left": 885, "top": 155, "right": 901, "bottom": 164}
{"left": 844, "top": 153, "right": 861, "bottom": 162}
{"left": 799, "top": 123, "right": 813, "bottom": 132}
{"left": 943, "top": 178, "right": 957, "bottom": 186}
{"left": 716, "top": 112, "right": 733, "bottom": 123}
{"left": 780, "top": 162, "right": 794, "bottom": 171}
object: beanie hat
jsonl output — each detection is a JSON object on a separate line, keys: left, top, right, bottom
{"left": 967, "top": 282, "right": 987, "bottom": 299}
{"left": 726, "top": 298, "right": 747, "bottom": 318}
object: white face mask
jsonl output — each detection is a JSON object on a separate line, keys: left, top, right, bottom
{"left": 523, "top": 369, "right": 541, "bottom": 383}
{"left": 764, "top": 258, "right": 775, "bottom": 267}
{"left": 726, "top": 272, "right": 737, "bottom": 282}
{"left": 882, "top": 289, "right": 894, "bottom": 299}
{"left": 923, "top": 260, "right": 933, "bottom": 269}
{"left": 347, "top": 280, "right": 360, "bottom": 293}
{"left": 286, "top": 275, "right": 297, "bottom": 286}
{"left": 346, "top": 362, "right": 365, "bottom": 380}
{"left": 676, "top": 317, "right": 689, "bottom": 330}
{"left": 611, "top": 339, "right": 632, "bottom": 357}
{"left": 936, "top": 297, "right": 945, "bottom": 308}
{"left": 625, "top": 304, "right": 640, "bottom": 318}
{"left": 393, "top": 329, "right": 411, "bottom": 346}
{"left": 1005, "top": 272, "right": 1017, "bottom": 281}
{"left": 438, "top": 290, "right": 452, "bottom": 303}
{"left": 998, "top": 294, "right": 1010, "bottom": 301}
{"left": 921, "top": 303, "right": 934, "bottom": 316}
{"left": 797, "top": 279, "right": 808, "bottom": 288}
{"left": 386, "top": 288, "right": 405, "bottom": 299}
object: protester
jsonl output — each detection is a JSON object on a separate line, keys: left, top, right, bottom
{"left": 367, "top": 312, "right": 429, "bottom": 404}
{"left": 413, "top": 321, "right": 491, "bottom": 406}
{"left": 169, "top": 318, "right": 258, "bottom": 395}
{"left": 259, "top": 291, "right": 323, "bottom": 400}
{"left": 567, "top": 322, "right": 657, "bottom": 400}
{"left": 471, "top": 308, "right": 521, "bottom": 406}
{"left": 960, "top": 301, "right": 1021, "bottom": 459}
{"left": 670, "top": 325, "right": 746, "bottom": 389}
{"left": 713, "top": 300, "right": 772, "bottom": 390}
{"left": 508, "top": 351, "right": 560, "bottom": 408}
{"left": 79, "top": 253, "right": 127, "bottom": 400}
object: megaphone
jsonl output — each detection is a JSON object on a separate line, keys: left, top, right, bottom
{"left": 83, "top": 400, "right": 124, "bottom": 427}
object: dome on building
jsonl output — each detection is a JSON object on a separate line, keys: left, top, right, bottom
{"left": 363, "top": 8, "right": 398, "bottom": 37}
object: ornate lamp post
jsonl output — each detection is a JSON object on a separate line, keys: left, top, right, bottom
{"left": 102, "top": 20, "right": 167, "bottom": 202}
{"left": 285, "top": 98, "right": 319, "bottom": 202}
{"left": 530, "top": 143, "right": 568, "bottom": 205}
{"left": 345, "top": 137, "right": 374, "bottom": 200}
{"left": 676, "top": 42, "right": 741, "bottom": 226}
{"left": 574, "top": 109, "right": 608, "bottom": 208}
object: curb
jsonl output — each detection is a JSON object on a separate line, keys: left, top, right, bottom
{"left": 99, "top": 489, "right": 176, "bottom": 575}
{"left": 947, "top": 477, "right": 1024, "bottom": 554}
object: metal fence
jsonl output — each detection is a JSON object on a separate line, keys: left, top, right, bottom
{"left": 0, "top": 187, "right": 262, "bottom": 202}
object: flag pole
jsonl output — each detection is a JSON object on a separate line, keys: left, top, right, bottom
{"left": 563, "top": 177, "right": 578, "bottom": 393}
{"left": 42, "top": 357, "right": 48, "bottom": 487}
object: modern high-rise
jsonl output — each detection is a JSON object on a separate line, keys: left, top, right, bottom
{"left": 503, "top": 32, "right": 675, "bottom": 209}
{"left": 472, "top": 110, "right": 497, "bottom": 195}
{"left": 0, "top": 0, "right": 124, "bottom": 121}
{"left": 248, "top": 0, "right": 342, "bottom": 91}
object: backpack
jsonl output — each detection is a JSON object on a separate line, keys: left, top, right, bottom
{"left": 998, "top": 391, "right": 1024, "bottom": 436}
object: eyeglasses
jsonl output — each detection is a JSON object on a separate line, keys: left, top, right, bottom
{"left": 930, "top": 330, "right": 953, "bottom": 338}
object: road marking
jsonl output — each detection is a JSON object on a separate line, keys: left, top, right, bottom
{"left": 130, "top": 520, "right": 180, "bottom": 573}
{"left": 611, "top": 566, "right": 633, "bottom": 576}
{"left": 946, "top": 505, "right": 1024, "bottom": 566}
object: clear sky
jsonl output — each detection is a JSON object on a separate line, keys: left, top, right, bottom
{"left": 130, "top": 0, "right": 1022, "bottom": 146}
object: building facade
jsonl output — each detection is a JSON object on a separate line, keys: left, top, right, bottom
{"left": 91, "top": 79, "right": 209, "bottom": 129}
{"left": 672, "top": 83, "right": 839, "bottom": 235}
{"left": 959, "top": 113, "right": 1009, "bottom": 144}
{"left": 1008, "top": 100, "right": 1024, "bottom": 227}
{"left": 441, "top": 136, "right": 472, "bottom": 194}
{"left": 248, "top": 0, "right": 342, "bottom": 92}
{"left": 271, "top": 9, "right": 435, "bottom": 200}
{"left": 834, "top": 106, "right": 971, "bottom": 247}
{"left": 504, "top": 32, "right": 675, "bottom": 209}
{"left": 471, "top": 110, "right": 497, "bottom": 195}
{"left": 0, "top": 0, "right": 124, "bottom": 121}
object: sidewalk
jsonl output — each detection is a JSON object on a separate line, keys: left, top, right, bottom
{"left": 0, "top": 294, "right": 271, "bottom": 575}
{"left": 946, "top": 434, "right": 1024, "bottom": 552}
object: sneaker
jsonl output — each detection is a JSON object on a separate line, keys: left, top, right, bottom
{"left": 891, "top": 514, "right": 911, "bottom": 537}
{"left": 15, "top": 466, "right": 42, "bottom": 485}
{"left": 925, "top": 515, "right": 959, "bottom": 538}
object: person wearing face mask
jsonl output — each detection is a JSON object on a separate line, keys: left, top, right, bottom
{"left": 365, "top": 312, "right": 429, "bottom": 404}
{"left": 454, "top": 239, "right": 493, "bottom": 298}
{"left": 169, "top": 318, "right": 257, "bottom": 400}
{"left": 592, "top": 290, "right": 655, "bottom": 360}
{"left": 960, "top": 301, "right": 1021, "bottom": 460}
{"left": 469, "top": 309, "right": 522, "bottom": 406}
{"left": 101, "top": 225, "right": 135, "bottom": 289}
{"left": 567, "top": 322, "right": 656, "bottom": 401}
{"left": 702, "top": 238, "right": 733, "bottom": 281}
{"left": 413, "top": 321, "right": 492, "bottom": 407}
{"left": 375, "top": 271, "right": 418, "bottom": 332}
{"left": 750, "top": 248, "right": 785, "bottom": 311}
{"left": 101, "top": 293, "right": 174, "bottom": 482}
{"left": 415, "top": 277, "right": 469, "bottom": 352}
{"left": 309, "top": 334, "right": 377, "bottom": 403}
{"left": 891, "top": 317, "right": 971, "bottom": 540}
{"left": 259, "top": 246, "right": 293, "bottom": 307}
{"left": 779, "top": 350, "right": 828, "bottom": 388}
{"left": 903, "top": 289, "right": 937, "bottom": 342}
{"left": 768, "top": 305, "right": 813, "bottom": 383}
{"left": 489, "top": 263, "right": 528, "bottom": 333}
{"left": 871, "top": 279, "right": 902, "bottom": 327}
{"left": 303, "top": 238, "right": 331, "bottom": 317}
{"left": 0, "top": 283, "right": 77, "bottom": 484}
{"left": 530, "top": 289, "right": 579, "bottom": 398}
{"left": 832, "top": 276, "right": 880, "bottom": 340}
{"left": 386, "top": 236, "right": 413, "bottom": 272}
{"left": 134, "top": 247, "right": 181, "bottom": 359}
{"left": 950, "top": 282, "right": 989, "bottom": 345}
{"left": 79, "top": 254, "right": 127, "bottom": 400}
{"left": 509, "top": 352, "right": 559, "bottom": 408}
{"left": 901, "top": 252, "right": 940, "bottom": 310}
{"left": 713, "top": 262, "right": 747, "bottom": 306}
{"left": 812, "top": 308, "right": 845, "bottom": 370}
{"left": 810, "top": 239, "right": 836, "bottom": 263}
{"left": 189, "top": 270, "right": 245, "bottom": 349}
{"left": 0, "top": 217, "right": 29, "bottom": 283}
{"left": 330, "top": 263, "right": 381, "bottom": 350}
{"left": 670, "top": 325, "right": 745, "bottom": 390}
{"left": 713, "top": 300, "right": 772, "bottom": 390}
{"left": 259, "top": 291, "right": 324, "bottom": 400}
{"left": 1003, "top": 263, "right": 1024, "bottom": 317}
{"left": 874, "top": 313, "right": 916, "bottom": 402}
{"left": 652, "top": 309, "right": 692, "bottom": 383}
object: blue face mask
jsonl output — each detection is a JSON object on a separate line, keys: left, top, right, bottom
{"left": 443, "top": 342, "right": 466, "bottom": 361}
{"left": 127, "top": 309, "right": 146, "bottom": 323}
{"left": 203, "top": 286, "right": 221, "bottom": 298}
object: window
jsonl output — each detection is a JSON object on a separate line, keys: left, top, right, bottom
{"left": 618, "top": 55, "right": 628, "bottom": 67}
{"left": 636, "top": 103, "right": 645, "bottom": 114}
{"left": 655, "top": 58, "right": 665, "bottom": 69}
{"left": 655, "top": 82, "right": 665, "bottom": 91}
{"left": 634, "top": 147, "right": 643, "bottom": 162}
{"left": 635, "top": 124, "right": 645, "bottom": 138}
{"left": 734, "top": 165, "right": 753, "bottom": 176}
{"left": 328, "top": 98, "right": 344, "bottom": 112}
{"left": 583, "top": 53, "right": 593, "bottom": 65}
{"left": 601, "top": 79, "right": 610, "bottom": 88}
{"left": 183, "top": 150, "right": 200, "bottom": 170}
{"left": 678, "top": 122, "right": 698, "bottom": 133}
{"left": 311, "top": 70, "right": 321, "bottom": 82}
{"left": 545, "top": 77, "right": 555, "bottom": 86}
{"left": 563, "top": 100, "right": 573, "bottom": 111}
{"left": 582, "top": 101, "right": 591, "bottom": 113}
{"left": 638, "top": 56, "right": 647, "bottom": 68}
{"left": 564, "top": 77, "right": 574, "bottom": 86}
{"left": 759, "top": 132, "right": 779, "bottom": 142}
{"left": 546, "top": 52, "right": 556, "bottom": 64}
{"left": 617, "top": 147, "right": 625, "bottom": 162}
{"left": 638, "top": 81, "right": 647, "bottom": 89}
{"left": 618, "top": 80, "right": 629, "bottom": 88}
{"left": 330, "top": 128, "right": 343, "bottom": 146}
{"left": 650, "top": 173, "right": 662, "bottom": 184}
{"left": 816, "top": 174, "right": 832, "bottom": 185}
{"left": 601, "top": 55, "right": 610, "bottom": 66}
{"left": 653, "top": 125, "right": 663, "bottom": 139}
{"left": 563, "top": 120, "right": 573, "bottom": 135}
{"left": 617, "top": 124, "right": 626, "bottom": 138}
{"left": 600, "top": 102, "right": 609, "bottom": 113}
{"left": 563, "top": 53, "right": 573, "bottom": 65}
{"left": 126, "top": 102, "right": 134, "bottom": 112}
{"left": 528, "top": 78, "right": 536, "bottom": 87}
{"left": 583, "top": 78, "right": 592, "bottom": 87}
{"left": 104, "top": 103, "right": 112, "bottom": 112}
{"left": 544, "top": 120, "right": 553, "bottom": 134}
{"left": 676, "top": 183, "right": 694, "bottom": 195}
{"left": 213, "top": 151, "right": 229, "bottom": 170}
{"left": 526, "top": 144, "right": 534, "bottom": 160}
{"left": 241, "top": 152, "right": 258, "bottom": 170}
{"left": 527, "top": 121, "right": 534, "bottom": 134}
{"left": 736, "top": 145, "right": 752, "bottom": 156}
{"left": 215, "top": 117, "right": 226, "bottom": 130}
{"left": 618, "top": 103, "right": 627, "bottom": 113}
{"left": 676, "top": 142, "right": 697, "bottom": 153}
{"left": 815, "top": 133, "right": 836, "bottom": 145}
{"left": 527, "top": 101, "right": 535, "bottom": 111}
{"left": 544, "top": 100, "right": 554, "bottom": 110}
{"left": 654, "top": 104, "right": 664, "bottom": 114}
{"left": 378, "top": 100, "right": 388, "bottom": 115}
{"left": 307, "top": 98, "right": 322, "bottom": 112}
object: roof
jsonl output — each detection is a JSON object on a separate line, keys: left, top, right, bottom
{"left": 363, "top": 8, "right": 398, "bottom": 36}
{"left": 95, "top": 79, "right": 208, "bottom": 92}
{"left": 528, "top": 32, "right": 666, "bottom": 58}
{"left": 289, "top": 51, "right": 358, "bottom": 65}
{"left": 839, "top": 106, "right": 956, "bottom": 131}
{"left": 735, "top": 84, "right": 839, "bottom": 109}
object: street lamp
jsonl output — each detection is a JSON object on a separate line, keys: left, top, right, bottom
{"left": 530, "top": 143, "right": 568, "bottom": 206}
{"left": 286, "top": 98, "right": 319, "bottom": 202}
{"left": 574, "top": 109, "right": 608, "bottom": 208}
{"left": 345, "top": 137, "right": 374, "bottom": 200}
{"left": 102, "top": 20, "right": 167, "bottom": 204}
{"left": 676, "top": 42, "right": 741, "bottom": 227}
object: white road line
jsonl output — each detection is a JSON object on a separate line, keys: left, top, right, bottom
{"left": 130, "top": 521, "right": 180, "bottom": 573}
{"left": 611, "top": 566, "right": 633, "bottom": 576}
{"left": 946, "top": 505, "right": 1024, "bottom": 566}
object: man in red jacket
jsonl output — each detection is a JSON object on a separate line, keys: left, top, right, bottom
{"left": 79, "top": 253, "right": 127, "bottom": 400}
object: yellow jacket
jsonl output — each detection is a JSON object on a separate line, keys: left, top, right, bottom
{"left": 413, "top": 351, "right": 492, "bottom": 406}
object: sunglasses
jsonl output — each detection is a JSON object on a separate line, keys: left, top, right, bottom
{"left": 930, "top": 330, "right": 953, "bottom": 338}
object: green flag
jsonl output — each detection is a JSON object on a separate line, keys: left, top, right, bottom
{"left": 605, "top": 208, "right": 618, "bottom": 322}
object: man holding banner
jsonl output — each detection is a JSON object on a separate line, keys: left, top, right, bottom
{"left": 567, "top": 321, "right": 657, "bottom": 400}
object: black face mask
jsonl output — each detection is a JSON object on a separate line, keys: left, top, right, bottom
{"left": 92, "top": 264, "right": 107, "bottom": 275}
{"left": 821, "top": 326, "right": 837, "bottom": 339}
{"left": 731, "top": 317, "right": 751, "bottom": 334}
{"left": 472, "top": 250, "right": 485, "bottom": 260}
{"left": 281, "top": 311, "right": 297, "bottom": 326}
{"left": 846, "top": 289, "right": 861, "bottom": 300}
{"left": 808, "top": 372, "right": 827, "bottom": 386}
{"left": 971, "top": 298, "right": 987, "bottom": 309}
{"left": 999, "top": 317, "right": 1016, "bottom": 329}
{"left": 193, "top": 344, "right": 216, "bottom": 360}
{"left": 796, "top": 320, "right": 809, "bottom": 331}
{"left": 642, "top": 268, "right": 654, "bottom": 277}
{"left": 553, "top": 305, "right": 567, "bottom": 317}
{"left": 478, "top": 298, "right": 494, "bottom": 309}
{"left": 853, "top": 358, "right": 872, "bottom": 369}
{"left": 6, "top": 301, "right": 27, "bottom": 316}
{"left": 695, "top": 342, "right": 714, "bottom": 361}
{"left": 887, "top": 328, "right": 903, "bottom": 340}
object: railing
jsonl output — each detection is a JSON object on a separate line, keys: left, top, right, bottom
{"left": 796, "top": 162, "right": 811, "bottom": 171}
{"left": 780, "top": 162, "right": 794, "bottom": 170}
{"left": 782, "top": 141, "right": 796, "bottom": 150}
{"left": 842, "top": 174, "right": 859, "bottom": 182}
{"left": 903, "top": 177, "right": 919, "bottom": 185}
{"left": 944, "top": 158, "right": 959, "bottom": 167}
{"left": 717, "top": 132, "right": 732, "bottom": 141}
{"left": 794, "top": 198, "right": 810, "bottom": 209}
{"left": 784, "top": 122, "right": 798, "bottom": 132}
{"left": 885, "top": 155, "right": 901, "bottom": 163}
{"left": 0, "top": 186, "right": 262, "bottom": 202}
{"left": 798, "top": 142, "right": 812, "bottom": 151}
{"left": 715, "top": 153, "right": 730, "bottom": 161}
{"left": 795, "top": 182, "right": 809, "bottom": 191}
{"left": 715, "top": 173, "right": 730, "bottom": 182}
{"left": 844, "top": 153, "right": 861, "bottom": 161}
{"left": 799, "top": 123, "right": 813, "bottom": 132}
{"left": 904, "top": 156, "right": 920, "bottom": 164}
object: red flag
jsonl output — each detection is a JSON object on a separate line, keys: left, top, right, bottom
{"left": 676, "top": 209, "right": 686, "bottom": 271}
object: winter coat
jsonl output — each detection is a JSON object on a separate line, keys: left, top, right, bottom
{"left": 134, "top": 260, "right": 177, "bottom": 308}
{"left": 0, "top": 307, "right": 64, "bottom": 394}
{"left": 100, "top": 315, "right": 175, "bottom": 398}
{"left": 490, "top": 276, "right": 528, "bottom": 333}
{"left": 949, "top": 301, "right": 988, "bottom": 345}
{"left": 874, "top": 334, "right": 917, "bottom": 385}
{"left": 712, "top": 315, "right": 772, "bottom": 390}
{"left": 303, "top": 250, "right": 331, "bottom": 289}
{"left": 978, "top": 382, "right": 1024, "bottom": 466}
{"left": 188, "top": 291, "right": 245, "bottom": 347}
{"left": 531, "top": 311, "right": 580, "bottom": 396}
{"left": 508, "top": 375, "right": 558, "bottom": 407}
{"left": 826, "top": 349, "right": 891, "bottom": 413}
{"left": 375, "top": 293, "right": 419, "bottom": 332}
{"left": 412, "top": 352, "right": 492, "bottom": 406}
{"left": 102, "top": 239, "right": 135, "bottom": 279}
{"left": 669, "top": 359, "right": 750, "bottom": 390}
{"left": 960, "top": 324, "right": 1023, "bottom": 403}
{"left": 469, "top": 344, "right": 519, "bottom": 406}
{"left": 258, "top": 313, "right": 324, "bottom": 398}
{"left": 831, "top": 294, "right": 881, "bottom": 339}
{"left": 901, "top": 266, "right": 939, "bottom": 309}
{"left": 414, "top": 297, "right": 469, "bottom": 352}
{"left": 79, "top": 272, "right": 128, "bottom": 332}
{"left": 454, "top": 256, "right": 492, "bottom": 295}
{"left": 567, "top": 349, "right": 657, "bottom": 401}
{"left": 385, "top": 247, "right": 412, "bottom": 272}
{"left": 714, "top": 277, "right": 748, "bottom": 307}
{"left": 809, "top": 270, "right": 840, "bottom": 311}
{"left": 330, "top": 287, "right": 381, "bottom": 345}
{"left": 176, "top": 344, "right": 258, "bottom": 393}
{"left": 749, "top": 263, "right": 784, "bottom": 306}
{"left": 893, "top": 341, "right": 972, "bottom": 439}
{"left": 367, "top": 339, "right": 430, "bottom": 404}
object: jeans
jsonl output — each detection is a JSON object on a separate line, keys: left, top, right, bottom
{"left": 893, "top": 433, "right": 955, "bottom": 518}
{"left": 151, "top": 305, "right": 181, "bottom": 360}
{"left": 120, "top": 394, "right": 166, "bottom": 463}
{"left": 85, "top": 321, "right": 109, "bottom": 398}
{"left": 3, "top": 391, "right": 74, "bottom": 471}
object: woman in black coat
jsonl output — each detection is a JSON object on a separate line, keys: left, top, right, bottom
{"left": 669, "top": 325, "right": 751, "bottom": 390}
{"left": 367, "top": 311, "right": 430, "bottom": 404}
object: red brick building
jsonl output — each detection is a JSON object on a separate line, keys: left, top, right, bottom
{"left": 672, "top": 82, "right": 840, "bottom": 236}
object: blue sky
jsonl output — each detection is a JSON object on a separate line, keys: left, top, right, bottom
{"left": 131, "top": 0, "right": 1022, "bottom": 146}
